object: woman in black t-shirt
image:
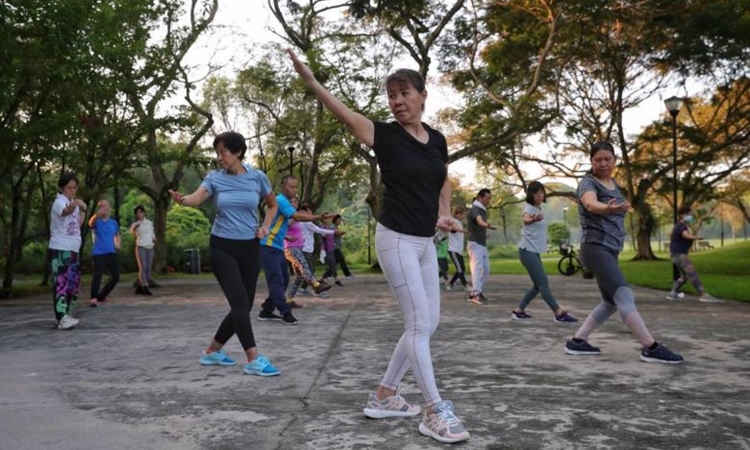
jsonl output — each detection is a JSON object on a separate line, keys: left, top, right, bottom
{"left": 288, "top": 49, "right": 469, "bottom": 444}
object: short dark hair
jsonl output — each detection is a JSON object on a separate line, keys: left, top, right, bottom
{"left": 477, "top": 188, "right": 491, "bottom": 199}
{"left": 299, "top": 202, "right": 312, "bottom": 212}
{"left": 332, "top": 214, "right": 342, "bottom": 223}
{"left": 678, "top": 206, "right": 692, "bottom": 216}
{"left": 280, "top": 174, "right": 296, "bottom": 186}
{"left": 525, "top": 181, "right": 546, "bottom": 205}
{"left": 134, "top": 205, "right": 146, "bottom": 215}
{"left": 57, "top": 172, "right": 79, "bottom": 191}
{"left": 385, "top": 69, "right": 426, "bottom": 93}
{"left": 590, "top": 141, "right": 615, "bottom": 158}
{"left": 213, "top": 131, "right": 247, "bottom": 159}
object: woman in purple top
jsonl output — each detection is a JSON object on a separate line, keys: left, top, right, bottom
{"left": 284, "top": 197, "right": 332, "bottom": 307}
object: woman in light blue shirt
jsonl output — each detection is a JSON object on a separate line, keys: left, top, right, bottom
{"left": 512, "top": 181, "right": 578, "bottom": 323}
{"left": 169, "top": 131, "right": 281, "bottom": 376}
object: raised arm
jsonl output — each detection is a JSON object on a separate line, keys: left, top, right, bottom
{"left": 288, "top": 49, "right": 375, "bottom": 147}
{"left": 580, "top": 191, "right": 630, "bottom": 215}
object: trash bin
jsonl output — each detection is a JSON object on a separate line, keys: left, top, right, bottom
{"left": 183, "top": 248, "right": 201, "bottom": 274}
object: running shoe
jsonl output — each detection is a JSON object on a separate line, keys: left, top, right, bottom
{"left": 258, "top": 310, "right": 282, "bottom": 321}
{"left": 699, "top": 293, "right": 722, "bottom": 303}
{"left": 313, "top": 281, "right": 331, "bottom": 295}
{"left": 554, "top": 311, "right": 578, "bottom": 323}
{"left": 362, "top": 389, "right": 421, "bottom": 419}
{"left": 57, "top": 314, "right": 78, "bottom": 330}
{"left": 148, "top": 281, "right": 161, "bottom": 288}
{"left": 141, "top": 286, "right": 153, "bottom": 296}
{"left": 243, "top": 355, "right": 281, "bottom": 376}
{"left": 199, "top": 349, "right": 237, "bottom": 366}
{"left": 511, "top": 310, "right": 532, "bottom": 320}
{"left": 345, "top": 274, "right": 355, "bottom": 279}
{"left": 418, "top": 400, "right": 470, "bottom": 444}
{"left": 467, "top": 293, "right": 488, "bottom": 305}
{"left": 445, "top": 284, "right": 455, "bottom": 291}
{"left": 666, "top": 291, "right": 680, "bottom": 301}
{"left": 564, "top": 339, "right": 601, "bottom": 355}
{"left": 335, "top": 280, "right": 344, "bottom": 287}
{"left": 282, "top": 312, "right": 298, "bottom": 325}
{"left": 640, "top": 343, "right": 684, "bottom": 364}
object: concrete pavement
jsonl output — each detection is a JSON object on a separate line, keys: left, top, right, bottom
{"left": 1, "top": 273, "right": 749, "bottom": 450}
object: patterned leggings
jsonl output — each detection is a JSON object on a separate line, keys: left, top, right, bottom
{"left": 284, "top": 247, "right": 316, "bottom": 299}
{"left": 670, "top": 254, "right": 705, "bottom": 294}
{"left": 51, "top": 250, "right": 81, "bottom": 321}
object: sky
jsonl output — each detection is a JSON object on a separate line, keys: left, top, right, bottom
{"left": 186, "top": 1, "right": 692, "bottom": 191}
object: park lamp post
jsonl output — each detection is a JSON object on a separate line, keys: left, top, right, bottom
{"left": 287, "top": 146, "right": 295, "bottom": 176}
{"left": 664, "top": 95, "right": 684, "bottom": 280}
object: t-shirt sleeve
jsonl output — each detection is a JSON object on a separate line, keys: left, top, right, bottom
{"left": 431, "top": 127, "right": 449, "bottom": 164}
{"left": 258, "top": 170, "right": 272, "bottom": 198}
{"left": 371, "top": 121, "right": 389, "bottom": 156}
{"left": 277, "top": 195, "right": 296, "bottom": 218}
{"left": 200, "top": 171, "right": 216, "bottom": 197}
{"left": 51, "top": 198, "right": 66, "bottom": 217}
{"left": 523, "top": 204, "right": 535, "bottom": 215}
{"left": 577, "top": 177, "right": 597, "bottom": 200}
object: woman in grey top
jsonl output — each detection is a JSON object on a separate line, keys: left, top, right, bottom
{"left": 563, "top": 141, "right": 683, "bottom": 364}
{"left": 512, "top": 181, "right": 578, "bottom": 323}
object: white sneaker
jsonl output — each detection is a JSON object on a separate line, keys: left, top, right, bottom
{"left": 362, "top": 389, "right": 421, "bottom": 419}
{"left": 418, "top": 400, "right": 470, "bottom": 443}
{"left": 58, "top": 314, "right": 78, "bottom": 330}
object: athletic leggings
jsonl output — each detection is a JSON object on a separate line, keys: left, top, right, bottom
{"left": 91, "top": 252, "right": 120, "bottom": 301}
{"left": 670, "top": 254, "right": 705, "bottom": 294}
{"left": 375, "top": 223, "right": 442, "bottom": 407}
{"left": 322, "top": 250, "right": 337, "bottom": 279}
{"left": 285, "top": 247, "right": 316, "bottom": 299}
{"left": 51, "top": 250, "right": 81, "bottom": 321}
{"left": 135, "top": 246, "right": 155, "bottom": 287}
{"left": 437, "top": 257, "right": 449, "bottom": 280}
{"left": 574, "top": 243, "right": 653, "bottom": 346}
{"left": 209, "top": 235, "right": 261, "bottom": 350}
{"left": 448, "top": 251, "right": 468, "bottom": 287}
{"left": 518, "top": 248, "right": 560, "bottom": 312}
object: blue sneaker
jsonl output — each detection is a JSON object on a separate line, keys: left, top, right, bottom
{"left": 243, "top": 355, "right": 281, "bottom": 377}
{"left": 200, "top": 349, "right": 237, "bottom": 366}
{"left": 554, "top": 311, "right": 579, "bottom": 323}
{"left": 511, "top": 310, "right": 533, "bottom": 320}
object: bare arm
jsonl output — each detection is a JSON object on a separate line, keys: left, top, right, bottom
{"left": 681, "top": 229, "right": 700, "bottom": 240}
{"left": 580, "top": 191, "right": 630, "bottom": 215}
{"left": 169, "top": 186, "right": 210, "bottom": 207}
{"left": 475, "top": 214, "right": 497, "bottom": 230}
{"left": 257, "top": 192, "right": 278, "bottom": 239}
{"left": 292, "top": 211, "right": 332, "bottom": 223}
{"left": 288, "top": 49, "right": 375, "bottom": 147}
{"left": 114, "top": 232, "right": 121, "bottom": 250}
{"left": 522, "top": 212, "right": 543, "bottom": 225}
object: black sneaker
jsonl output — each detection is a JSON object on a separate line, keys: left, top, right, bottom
{"left": 564, "top": 339, "right": 601, "bottom": 355}
{"left": 282, "top": 312, "right": 298, "bottom": 326}
{"left": 258, "top": 310, "right": 282, "bottom": 321}
{"left": 313, "top": 281, "right": 332, "bottom": 295}
{"left": 640, "top": 343, "right": 684, "bottom": 364}
{"left": 148, "top": 281, "right": 161, "bottom": 288}
{"left": 334, "top": 280, "right": 344, "bottom": 287}
{"left": 135, "top": 286, "right": 144, "bottom": 295}
{"left": 141, "top": 286, "right": 153, "bottom": 296}
{"left": 511, "top": 310, "right": 532, "bottom": 320}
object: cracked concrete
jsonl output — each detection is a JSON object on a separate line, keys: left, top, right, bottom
{"left": 1, "top": 273, "right": 748, "bottom": 450}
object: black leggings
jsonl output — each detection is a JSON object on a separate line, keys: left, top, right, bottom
{"left": 448, "top": 251, "right": 468, "bottom": 286}
{"left": 210, "top": 235, "right": 261, "bottom": 350}
{"left": 91, "top": 253, "right": 120, "bottom": 300}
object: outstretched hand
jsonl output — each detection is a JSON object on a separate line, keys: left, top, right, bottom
{"left": 436, "top": 216, "right": 455, "bottom": 232}
{"left": 168, "top": 189, "right": 185, "bottom": 206}
{"left": 287, "top": 48, "right": 316, "bottom": 84}
{"left": 606, "top": 198, "right": 631, "bottom": 213}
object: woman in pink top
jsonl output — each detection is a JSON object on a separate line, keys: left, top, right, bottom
{"left": 284, "top": 197, "right": 332, "bottom": 307}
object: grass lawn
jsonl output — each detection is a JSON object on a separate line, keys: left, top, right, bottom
{"left": 491, "top": 241, "right": 750, "bottom": 302}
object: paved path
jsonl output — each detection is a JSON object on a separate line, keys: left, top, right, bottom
{"left": 1, "top": 273, "right": 748, "bottom": 450}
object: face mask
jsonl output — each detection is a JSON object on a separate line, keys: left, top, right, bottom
{"left": 683, "top": 214, "right": 694, "bottom": 223}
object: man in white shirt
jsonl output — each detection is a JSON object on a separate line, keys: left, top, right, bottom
{"left": 298, "top": 202, "right": 336, "bottom": 295}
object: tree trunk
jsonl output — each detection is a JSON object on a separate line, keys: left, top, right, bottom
{"left": 633, "top": 201, "right": 657, "bottom": 260}
{"left": 152, "top": 192, "right": 170, "bottom": 273}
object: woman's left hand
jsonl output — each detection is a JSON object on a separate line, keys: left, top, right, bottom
{"left": 257, "top": 226, "right": 269, "bottom": 239}
{"left": 436, "top": 216, "right": 454, "bottom": 231}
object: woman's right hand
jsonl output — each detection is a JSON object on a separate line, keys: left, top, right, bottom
{"left": 168, "top": 189, "right": 185, "bottom": 206}
{"left": 287, "top": 49, "right": 316, "bottom": 84}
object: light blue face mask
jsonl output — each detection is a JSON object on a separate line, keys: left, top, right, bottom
{"left": 683, "top": 214, "right": 694, "bottom": 223}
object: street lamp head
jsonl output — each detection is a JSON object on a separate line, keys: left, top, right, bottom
{"left": 287, "top": 146, "right": 295, "bottom": 153}
{"left": 664, "top": 96, "right": 684, "bottom": 117}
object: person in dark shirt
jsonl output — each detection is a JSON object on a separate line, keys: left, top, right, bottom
{"left": 289, "top": 49, "right": 470, "bottom": 444}
{"left": 667, "top": 207, "right": 719, "bottom": 302}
